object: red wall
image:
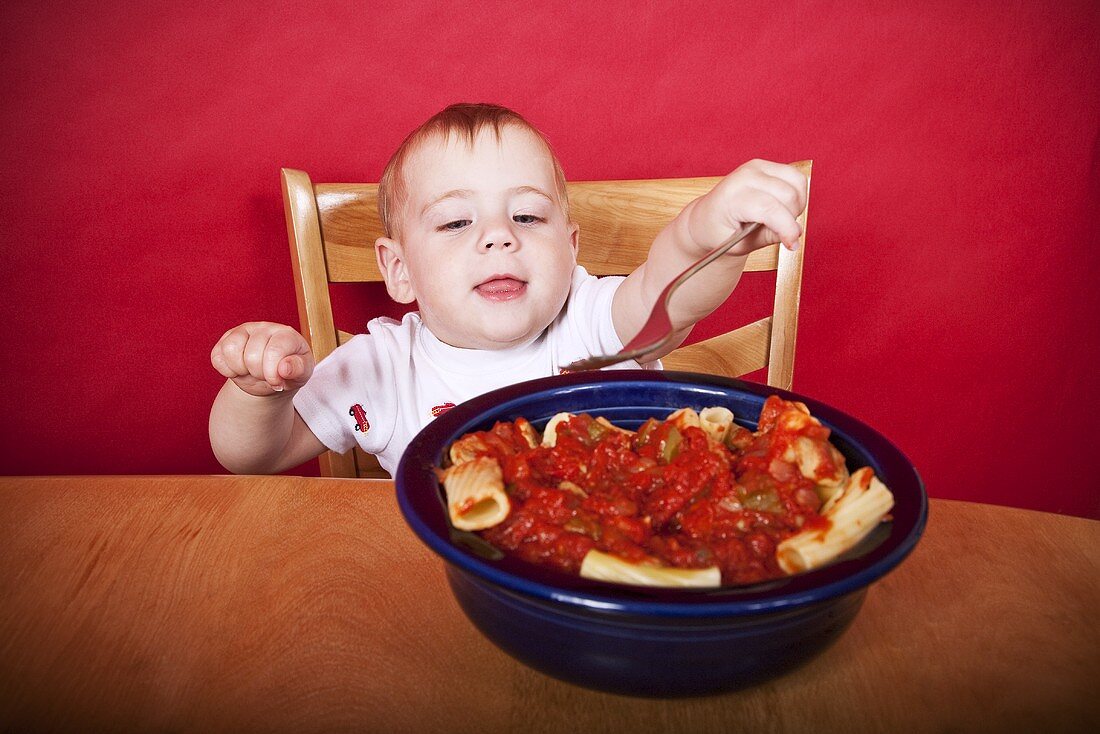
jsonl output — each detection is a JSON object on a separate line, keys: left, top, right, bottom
{"left": 2, "top": 1, "right": 1097, "bottom": 519}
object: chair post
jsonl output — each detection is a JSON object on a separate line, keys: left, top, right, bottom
{"left": 281, "top": 168, "right": 356, "bottom": 479}
{"left": 766, "top": 160, "right": 812, "bottom": 390}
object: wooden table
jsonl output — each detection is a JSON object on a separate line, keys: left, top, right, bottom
{"left": 1, "top": 476, "right": 1097, "bottom": 733}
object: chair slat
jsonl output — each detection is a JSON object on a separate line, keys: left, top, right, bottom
{"left": 661, "top": 317, "right": 771, "bottom": 376}
{"left": 317, "top": 178, "right": 780, "bottom": 283}
{"left": 566, "top": 179, "right": 778, "bottom": 274}
{"left": 316, "top": 185, "right": 385, "bottom": 282}
{"left": 569, "top": 178, "right": 708, "bottom": 275}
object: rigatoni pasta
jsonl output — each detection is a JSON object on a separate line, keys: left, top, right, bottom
{"left": 439, "top": 395, "right": 894, "bottom": 588}
{"left": 776, "top": 468, "right": 894, "bottom": 574}
{"left": 698, "top": 406, "right": 735, "bottom": 445}
{"left": 580, "top": 550, "right": 721, "bottom": 588}
{"left": 540, "top": 412, "right": 574, "bottom": 447}
{"left": 439, "top": 456, "right": 510, "bottom": 531}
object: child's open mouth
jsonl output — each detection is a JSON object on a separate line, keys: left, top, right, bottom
{"left": 475, "top": 275, "right": 527, "bottom": 301}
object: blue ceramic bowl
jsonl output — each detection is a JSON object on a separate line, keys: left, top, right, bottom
{"left": 396, "top": 371, "right": 927, "bottom": 697}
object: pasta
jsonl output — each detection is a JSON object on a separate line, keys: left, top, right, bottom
{"left": 776, "top": 468, "right": 894, "bottom": 574}
{"left": 451, "top": 417, "right": 539, "bottom": 465}
{"left": 439, "top": 456, "right": 511, "bottom": 531}
{"left": 579, "top": 550, "right": 721, "bottom": 588}
{"left": 698, "top": 406, "right": 735, "bottom": 445}
{"left": 439, "top": 396, "right": 894, "bottom": 588}
{"left": 540, "top": 412, "right": 574, "bottom": 447}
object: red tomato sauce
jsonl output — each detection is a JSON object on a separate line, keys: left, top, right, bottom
{"left": 457, "top": 396, "right": 838, "bottom": 586}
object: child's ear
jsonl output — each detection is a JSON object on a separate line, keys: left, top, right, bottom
{"left": 568, "top": 221, "right": 580, "bottom": 260}
{"left": 375, "top": 237, "right": 416, "bottom": 304}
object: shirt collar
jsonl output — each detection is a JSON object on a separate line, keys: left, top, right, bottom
{"left": 414, "top": 317, "right": 546, "bottom": 376}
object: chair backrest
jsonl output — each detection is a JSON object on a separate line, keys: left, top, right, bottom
{"left": 282, "top": 161, "right": 811, "bottom": 478}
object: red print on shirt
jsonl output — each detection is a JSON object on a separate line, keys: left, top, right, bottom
{"left": 431, "top": 402, "right": 456, "bottom": 418}
{"left": 349, "top": 404, "right": 370, "bottom": 433}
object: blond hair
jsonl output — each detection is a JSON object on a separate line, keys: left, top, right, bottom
{"left": 377, "top": 103, "right": 569, "bottom": 238}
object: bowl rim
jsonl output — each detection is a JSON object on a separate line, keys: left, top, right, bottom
{"left": 395, "top": 370, "right": 928, "bottom": 618}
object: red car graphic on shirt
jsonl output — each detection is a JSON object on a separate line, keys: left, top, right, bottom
{"left": 349, "top": 404, "right": 370, "bottom": 433}
{"left": 431, "top": 402, "right": 456, "bottom": 417}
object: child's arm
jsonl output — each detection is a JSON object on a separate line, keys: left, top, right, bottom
{"left": 208, "top": 322, "right": 327, "bottom": 474}
{"left": 612, "top": 159, "right": 808, "bottom": 358}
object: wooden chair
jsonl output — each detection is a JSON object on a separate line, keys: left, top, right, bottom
{"left": 282, "top": 161, "right": 812, "bottom": 478}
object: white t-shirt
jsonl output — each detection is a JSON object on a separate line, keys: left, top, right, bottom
{"left": 293, "top": 266, "right": 658, "bottom": 474}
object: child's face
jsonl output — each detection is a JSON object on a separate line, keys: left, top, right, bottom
{"left": 382, "top": 125, "right": 578, "bottom": 350}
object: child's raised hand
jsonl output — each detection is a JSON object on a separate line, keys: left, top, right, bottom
{"left": 688, "top": 160, "right": 808, "bottom": 256}
{"left": 210, "top": 322, "right": 314, "bottom": 396}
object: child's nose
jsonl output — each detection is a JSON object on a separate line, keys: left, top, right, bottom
{"left": 480, "top": 216, "right": 517, "bottom": 251}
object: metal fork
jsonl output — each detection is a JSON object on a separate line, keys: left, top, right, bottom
{"left": 562, "top": 222, "right": 763, "bottom": 372}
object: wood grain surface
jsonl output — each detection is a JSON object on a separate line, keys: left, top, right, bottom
{"left": 1, "top": 476, "right": 1097, "bottom": 733}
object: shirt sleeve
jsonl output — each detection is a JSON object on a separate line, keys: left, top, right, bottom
{"left": 292, "top": 331, "right": 398, "bottom": 456}
{"left": 559, "top": 266, "right": 626, "bottom": 353}
{"left": 553, "top": 266, "right": 661, "bottom": 370}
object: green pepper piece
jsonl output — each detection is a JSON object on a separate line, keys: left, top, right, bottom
{"left": 659, "top": 426, "right": 682, "bottom": 464}
{"left": 743, "top": 489, "right": 781, "bottom": 513}
{"left": 587, "top": 419, "right": 607, "bottom": 442}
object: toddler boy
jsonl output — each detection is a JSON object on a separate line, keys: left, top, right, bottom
{"left": 209, "top": 103, "right": 807, "bottom": 475}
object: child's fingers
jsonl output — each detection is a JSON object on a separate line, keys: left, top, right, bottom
{"left": 211, "top": 323, "right": 311, "bottom": 394}
{"left": 210, "top": 347, "right": 237, "bottom": 379}
{"left": 758, "top": 178, "right": 804, "bottom": 220}
{"left": 747, "top": 160, "right": 808, "bottom": 214}
{"left": 278, "top": 354, "right": 311, "bottom": 386}
{"left": 735, "top": 189, "right": 803, "bottom": 248}
{"left": 262, "top": 330, "right": 312, "bottom": 391}
{"left": 738, "top": 165, "right": 803, "bottom": 219}
{"left": 756, "top": 179, "right": 804, "bottom": 248}
{"left": 243, "top": 330, "right": 275, "bottom": 382}
{"left": 214, "top": 328, "right": 252, "bottom": 377}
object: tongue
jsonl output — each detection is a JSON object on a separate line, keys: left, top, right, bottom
{"left": 477, "top": 278, "right": 525, "bottom": 294}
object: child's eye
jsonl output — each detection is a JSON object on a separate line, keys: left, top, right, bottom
{"left": 513, "top": 214, "right": 544, "bottom": 225}
{"left": 439, "top": 219, "right": 471, "bottom": 231}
